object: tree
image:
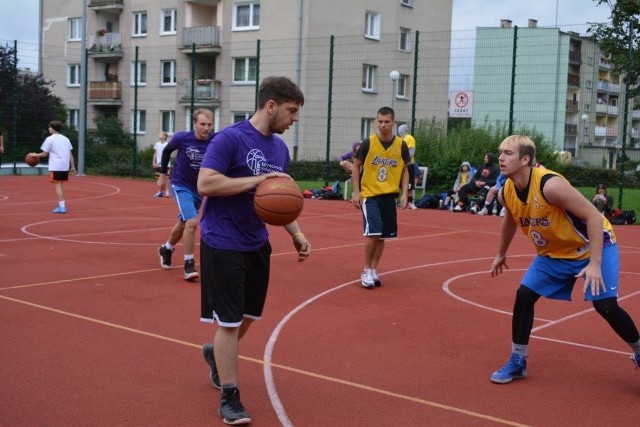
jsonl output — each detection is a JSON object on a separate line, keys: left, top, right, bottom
{"left": 588, "top": 0, "right": 640, "bottom": 100}
{"left": 0, "top": 44, "right": 67, "bottom": 161}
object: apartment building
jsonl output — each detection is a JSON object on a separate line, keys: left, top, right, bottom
{"left": 472, "top": 19, "right": 639, "bottom": 169}
{"left": 39, "top": 0, "right": 453, "bottom": 160}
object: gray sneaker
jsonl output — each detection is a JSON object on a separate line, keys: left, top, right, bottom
{"left": 219, "top": 387, "right": 251, "bottom": 425}
{"left": 202, "top": 343, "right": 221, "bottom": 389}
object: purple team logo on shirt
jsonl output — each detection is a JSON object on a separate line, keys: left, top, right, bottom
{"left": 247, "top": 149, "right": 267, "bottom": 175}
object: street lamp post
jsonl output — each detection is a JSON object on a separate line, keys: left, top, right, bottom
{"left": 578, "top": 113, "right": 588, "bottom": 161}
{"left": 389, "top": 70, "right": 400, "bottom": 111}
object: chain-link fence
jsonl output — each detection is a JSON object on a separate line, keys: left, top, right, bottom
{"left": 1, "top": 24, "right": 639, "bottom": 213}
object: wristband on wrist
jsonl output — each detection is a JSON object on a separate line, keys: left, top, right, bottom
{"left": 292, "top": 232, "right": 305, "bottom": 240}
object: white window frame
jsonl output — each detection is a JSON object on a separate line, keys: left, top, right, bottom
{"left": 396, "top": 74, "right": 409, "bottom": 98}
{"left": 68, "top": 18, "right": 82, "bottom": 41}
{"left": 161, "top": 110, "right": 175, "bottom": 134}
{"left": 131, "top": 61, "right": 147, "bottom": 86}
{"left": 67, "top": 64, "right": 81, "bottom": 87}
{"left": 68, "top": 109, "right": 79, "bottom": 129}
{"left": 160, "top": 9, "right": 177, "bottom": 35}
{"left": 132, "top": 110, "right": 146, "bottom": 135}
{"left": 233, "top": 112, "right": 251, "bottom": 123}
{"left": 133, "top": 11, "right": 148, "bottom": 37}
{"left": 399, "top": 28, "right": 411, "bottom": 52}
{"left": 361, "top": 118, "right": 374, "bottom": 139}
{"left": 365, "top": 11, "right": 380, "bottom": 40}
{"left": 233, "top": 2, "right": 260, "bottom": 30}
{"left": 161, "top": 60, "right": 176, "bottom": 86}
{"left": 233, "top": 57, "right": 257, "bottom": 84}
{"left": 362, "top": 64, "right": 376, "bottom": 92}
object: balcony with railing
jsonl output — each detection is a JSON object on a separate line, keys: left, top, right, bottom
{"left": 88, "top": 81, "right": 122, "bottom": 105}
{"left": 631, "top": 128, "right": 640, "bottom": 139}
{"left": 180, "top": 79, "right": 221, "bottom": 104}
{"left": 566, "top": 100, "right": 578, "bottom": 112}
{"left": 568, "top": 51, "right": 581, "bottom": 64}
{"left": 88, "top": 0, "right": 124, "bottom": 11}
{"left": 567, "top": 74, "right": 580, "bottom": 87}
{"left": 180, "top": 26, "right": 221, "bottom": 55}
{"left": 564, "top": 123, "right": 577, "bottom": 135}
{"left": 595, "top": 126, "right": 607, "bottom": 137}
{"left": 88, "top": 33, "right": 123, "bottom": 59}
{"left": 632, "top": 110, "right": 640, "bottom": 120}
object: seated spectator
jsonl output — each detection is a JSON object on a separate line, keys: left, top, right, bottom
{"left": 453, "top": 153, "right": 499, "bottom": 212}
{"left": 440, "top": 161, "right": 473, "bottom": 210}
{"left": 475, "top": 173, "right": 507, "bottom": 216}
{"left": 591, "top": 183, "right": 614, "bottom": 217}
{"left": 339, "top": 141, "right": 361, "bottom": 174}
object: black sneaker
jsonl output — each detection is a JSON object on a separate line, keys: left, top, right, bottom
{"left": 219, "top": 387, "right": 251, "bottom": 425}
{"left": 158, "top": 245, "right": 174, "bottom": 269}
{"left": 183, "top": 259, "right": 199, "bottom": 281}
{"left": 202, "top": 343, "right": 221, "bottom": 389}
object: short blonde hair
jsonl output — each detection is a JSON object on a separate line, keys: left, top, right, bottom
{"left": 500, "top": 135, "right": 535, "bottom": 166}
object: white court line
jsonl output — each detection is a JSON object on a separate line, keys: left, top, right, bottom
{"left": 264, "top": 253, "right": 640, "bottom": 426}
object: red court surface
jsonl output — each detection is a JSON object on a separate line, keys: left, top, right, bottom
{"left": 1, "top": 175, "right": 639, "bottom": 426}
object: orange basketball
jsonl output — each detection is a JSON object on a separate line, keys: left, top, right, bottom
{"left": 254, "top": 177, "right": 304, "bottom": 226}
{"left": 25, "top": 154, "right": 39, "bottom": 167}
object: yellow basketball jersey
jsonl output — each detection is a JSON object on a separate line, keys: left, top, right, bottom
{"left": 502, "top": 167, "right": 616, "bottom": 260}
{"left": 360, "top": 134, "right": 405, "bottom": 198}
{"left": 403, "top": 133, "right": 416, "bottom": 164}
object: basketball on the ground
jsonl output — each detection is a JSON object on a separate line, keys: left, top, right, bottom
{"left": 254, "top": 177, "right": 304, "bottom": 226}
{"left": 25, "top": 154, "right": 39, "bottom": 167}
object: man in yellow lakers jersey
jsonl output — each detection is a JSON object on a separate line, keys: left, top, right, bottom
{"left": 489, "top": 135, "right": 640, "bottom": 383}
{"left": 351, "top": 107, "right": 411, "bottom": 288}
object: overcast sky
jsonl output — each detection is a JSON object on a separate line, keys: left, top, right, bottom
{"left": 0, "top": 0, "right": 613, "bottom": 72}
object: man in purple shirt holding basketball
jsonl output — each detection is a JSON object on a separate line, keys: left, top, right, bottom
{"left": 157, "top": 108, "right": 214, "bottom": 281}
{"left": 197, "top": 76, "right": 311, "bottom": 425}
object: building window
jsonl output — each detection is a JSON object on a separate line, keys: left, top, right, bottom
{"left": 396, "top": 74, "right": 409, "bottom": 98}
{"left": 131, "top": 61, "right": 147, "bottom": 86}
{"left": 68, "top": 109, "right": 79, "bottom": 129}
{"left": 584, "top": 103, "right": 590, "bottom": 112}
{"left": 133, "top": 11, "right": 147, "bottom": 36}
{"left": 161, "top": 111, "right": 175, "bottom": 134}
{"left": 161, "top": 60, "right": 176, "bottom": 85}
{"left": 132, "top": 110, "right": 146, "bottom": 134}
{"left": 399, "top": 28, "right": 411, "bottom": 51}
{"left": 361, "top": 118, "right": 374, "bottom": 139}
{"left": 585, "top": 79, "right": 592, "bottom": 89}
{"left": 362, "top": 64, "right": 376, "bottom": 92}
{"left": 161, "top": 9, "right": 177, "bottom": 34}
{"left": 67, "top": 64, "right": 81, "bottom": 86}
{"left": 365, "top": 11, "right": 380, "bottom": 40}
{"left": 233, "top": 112, "right": 251, "bottom": 122}
{"left": 233, "top": 2, "right": 260, "bottom": 30}
{"left": 233, "top": 57, "right": 257, "bottom": 83}
{"left": 69, "top": 18, "right": 81, "bottom": 41}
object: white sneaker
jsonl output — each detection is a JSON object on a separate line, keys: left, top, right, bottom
{"left": 371, "top": 269, "right": 382, "bottom": 287}
{"left": 477, "top": 207, "right": 489, "bottom": 216}
{"left": 470, "top": 206, "right": 478, "bottom": 214}
{"left": 361, "top": 269, "right": 375, "bottom": 289}
{"left": 408, "top": 202, "right": 418, "bottom": 210}
{"left": 499, "top": 207, "right": 506, "bottom": 217}
{"left": 453, "top": 205, "right": 463, "bottom": 212}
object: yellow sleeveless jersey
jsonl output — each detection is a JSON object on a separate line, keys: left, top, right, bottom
{"left": 403, "top": 133, "right": 416, "bottom": 164}
{"left": 502, "top": 167, "right": 616, "bottom": 260}
{"left": 360, "top": 134, "right": 406, "bottom": 198}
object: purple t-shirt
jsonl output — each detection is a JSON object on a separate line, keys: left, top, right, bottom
{"left": 200, "top": 120, "right": 291, "bottom": 251}
{"left": 162, "top": 130, "right": 211, "bottom": 192}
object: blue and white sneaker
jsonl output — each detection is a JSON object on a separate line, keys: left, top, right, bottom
{"left": 491, "top": 353, "right": 527, "bottom": 384}
{"left": 632, "top": 353, "right": 640, "bottom": 370}
{"left": 52, "top": 206, "right": 67, "bottom": 214}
